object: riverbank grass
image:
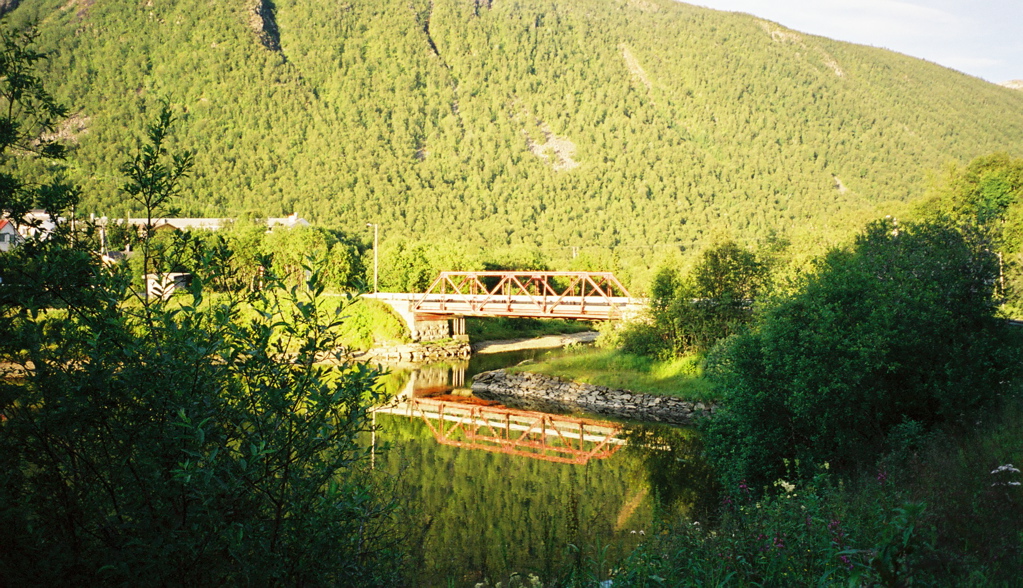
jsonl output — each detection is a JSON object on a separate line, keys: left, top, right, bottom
{"left": 507, "top": 348, "right": 717, "bottom": 402}
{"left": 149, "top": 291, "right": 409, "bottom": 351}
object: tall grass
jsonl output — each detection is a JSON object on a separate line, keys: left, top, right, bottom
{"left": 156, "top": 291, "right": 409, "bottom": 352}
{"left": 507, "top": 347, "right": 717, "bottom": 402}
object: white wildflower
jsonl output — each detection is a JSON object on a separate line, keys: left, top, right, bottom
{"left": 774, "top": 479, "right": 796, "bottom": 493}
{"left": 991, "top": 464, "right": 1021, "bottom": 486}
{"left": 991, "top": 464, "right": 1021, "bottom": 474}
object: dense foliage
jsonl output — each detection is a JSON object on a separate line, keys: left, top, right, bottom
{"left": 2, "top": 1, "right": 1023, "bottom": 582}
{"left": 0, "top": 254, "right": 407, "bottom": 584}
{"left": 702, "top": 218, "right": 1018, "bottom": 488}
{"left": 641, "top": 241, "right": 764, "bottom": 356}
{"left": 0, "top": 24, "right": 75, "bottom": 224}
{"left": 117, "top": 221, "right": 370, "bottom": 292}
{"left": 0, "top": 43, "right": 406, "bottom": 583}
{"left": 916, "top": 152, "right": 1023, "bottom": 309}
{"left": 616, "top": 399, "right": 1023, "bottom": 586}
{"left": 2, "top": 0, "right": 1021, "bottom": 259}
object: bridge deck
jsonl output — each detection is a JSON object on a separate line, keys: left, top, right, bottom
{"left": 412, "top": 294, "right": 642, "bottom": 320}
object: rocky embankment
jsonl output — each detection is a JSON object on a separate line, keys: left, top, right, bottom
{"left": 355, "top": 341, "right": 471, "bottom": 363}
{"left": 472, "top": 370, "right": 715, "bottom": 425}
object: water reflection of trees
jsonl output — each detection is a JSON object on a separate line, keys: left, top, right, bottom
{"left": 622, "top": 425, "right": 721, "bottom": 522}
{"left": 369, "top": 360, "right": 468, "bottom": 400}
{"left": 368, "top": 359, "right": 720, "bottom": 584}
{"left": 374, "top": 413, "right": 649, "bottom": 586}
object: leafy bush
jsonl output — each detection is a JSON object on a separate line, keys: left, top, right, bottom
{"left": 647, "top": 242, "right": 765, "bottom": 357}
{"left": 0, "top": 51, "right": 407, "bottom": 581}
{"left": 615, "top": 398, "right": 1023, "bottom": 586}
{"left": 0, "top": 253, "right": 408, "bottom": 584}
{"left": 614, "top": 469, "right": 934, "bottom": 587}
{"left": 616, "top": 321, "right": 671, "bottom": 358}
{"left": 335, "top": 296, "right": 411, "bottom": 350}
{"left": 703, "top": 219, "right": 1019, "bottom": 488}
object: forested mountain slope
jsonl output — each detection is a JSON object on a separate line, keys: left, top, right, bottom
{"left": 9, "top": 0, "right": 1023, "bottom": 250}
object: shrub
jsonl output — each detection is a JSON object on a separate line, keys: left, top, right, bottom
{"left": 0, "top": 254, "right": 407, "bottom": 584}
{"left": 0, "top": 70, "right": 406, "bottom": 581}
{"left": 648, "top": 242, "right": 765, "bottom": 357}
{"left": 614, "top": 469, "right": 934, "bottom": 587}
{"left": 703, "top": 219, "right": 1020, "bottom": 488}
{"left": 615, "top": 400, "right": 1023, "bottom": 586}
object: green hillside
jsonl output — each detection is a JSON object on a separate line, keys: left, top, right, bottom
{"left": 8, "top": 0, "right": 1023, "bottom": 253}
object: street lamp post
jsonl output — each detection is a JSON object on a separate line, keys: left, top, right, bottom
{"left": 366, "top": 223, "right": 378, "bottom": 294}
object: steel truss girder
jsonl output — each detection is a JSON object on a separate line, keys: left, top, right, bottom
{"left": 412, "top": 271, "right": 635, "bottom": 320}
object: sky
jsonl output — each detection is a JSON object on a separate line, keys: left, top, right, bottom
{"left": 688, "top": 0, "right": 1023, "bottom": 85}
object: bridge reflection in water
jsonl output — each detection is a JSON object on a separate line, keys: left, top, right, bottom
{"left": 374, "top": 396, "right": 625, "bottom": 465}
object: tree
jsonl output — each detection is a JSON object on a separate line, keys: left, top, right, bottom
{"left": 0, "top": 36, "right": 406, "bottom": 582}
{"left": 0, "top": 23, "right": 73, "bottom": 223}
{"left": 119, "top": 103, "right": 195, "bottom": 292}
{"left": 703, "top": 219, "right": 1018, "bottom": 488}
{"left": 917, "top": 153, "right": 1023, "bottom": 309}
{"left": 919, "top": 153, "right": 1023, "bottom": 229}
{"left": 263, "top": 225, "right": 366, "bottom": 291}
{"left": 0, "top": 21, "right": 89, "bottom": 315}
{"left": 380, "top": 240, "right": 434, "bottom": 292}
{"left": 644, "top": 241, "right": 764, "bottom": 357}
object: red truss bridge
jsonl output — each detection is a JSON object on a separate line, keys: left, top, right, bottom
{"left": 410, "top": 271, "right": 643, "bottom": 321}
{"left": 374, "top": 397, "right": 625, "bottom": 465}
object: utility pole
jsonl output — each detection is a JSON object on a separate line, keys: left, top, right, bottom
{"left": 366, "top": 223, "right": 379, "bottom": 293}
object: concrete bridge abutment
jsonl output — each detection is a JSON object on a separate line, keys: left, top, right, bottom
{"left": 364, "top": 293, "right": 467, "bottom": 343}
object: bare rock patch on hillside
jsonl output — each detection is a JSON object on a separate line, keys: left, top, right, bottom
{"left": 41, "top": 112, "right": 90, "bottom": 145}
{"left": 249, "top": 0, "right": 282, "bottom": 52}
{"left": 621, "top": 44, "right": 652, "bottom": 90}
{"left": 0, "top": 0, "right": 20, "bottom": 17}
{"left": 511, "top": 102, "right": 579, "bottom": 171}
{"left": 758, "top": 20, "right": 844, "bottom": 77}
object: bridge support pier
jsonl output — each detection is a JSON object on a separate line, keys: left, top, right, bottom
{"left": 452, "top": 316, "right": 468, "bottom": 342}
{"left": 411, "top": 317, "right": 451, "bottom": 342}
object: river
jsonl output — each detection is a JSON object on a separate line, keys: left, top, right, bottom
{"left": 369, "top": 347, "right": 718, "bottom": 587}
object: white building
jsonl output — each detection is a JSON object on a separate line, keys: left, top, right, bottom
{"left": 266, "top": 213, "right": 310, "bottom": 230}
{"left": 0, "top": 219, "right": 21, "bottom": 252}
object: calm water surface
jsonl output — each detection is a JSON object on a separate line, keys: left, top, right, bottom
{"left": 370, "top": 348, "right": 717, "bottom": 587}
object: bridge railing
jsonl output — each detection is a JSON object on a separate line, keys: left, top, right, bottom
{"left": 411, "top": 271, "right": 638, "bottom": 320}
{"left": 375, "top": 397, "right": 625, "bottom": 464}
